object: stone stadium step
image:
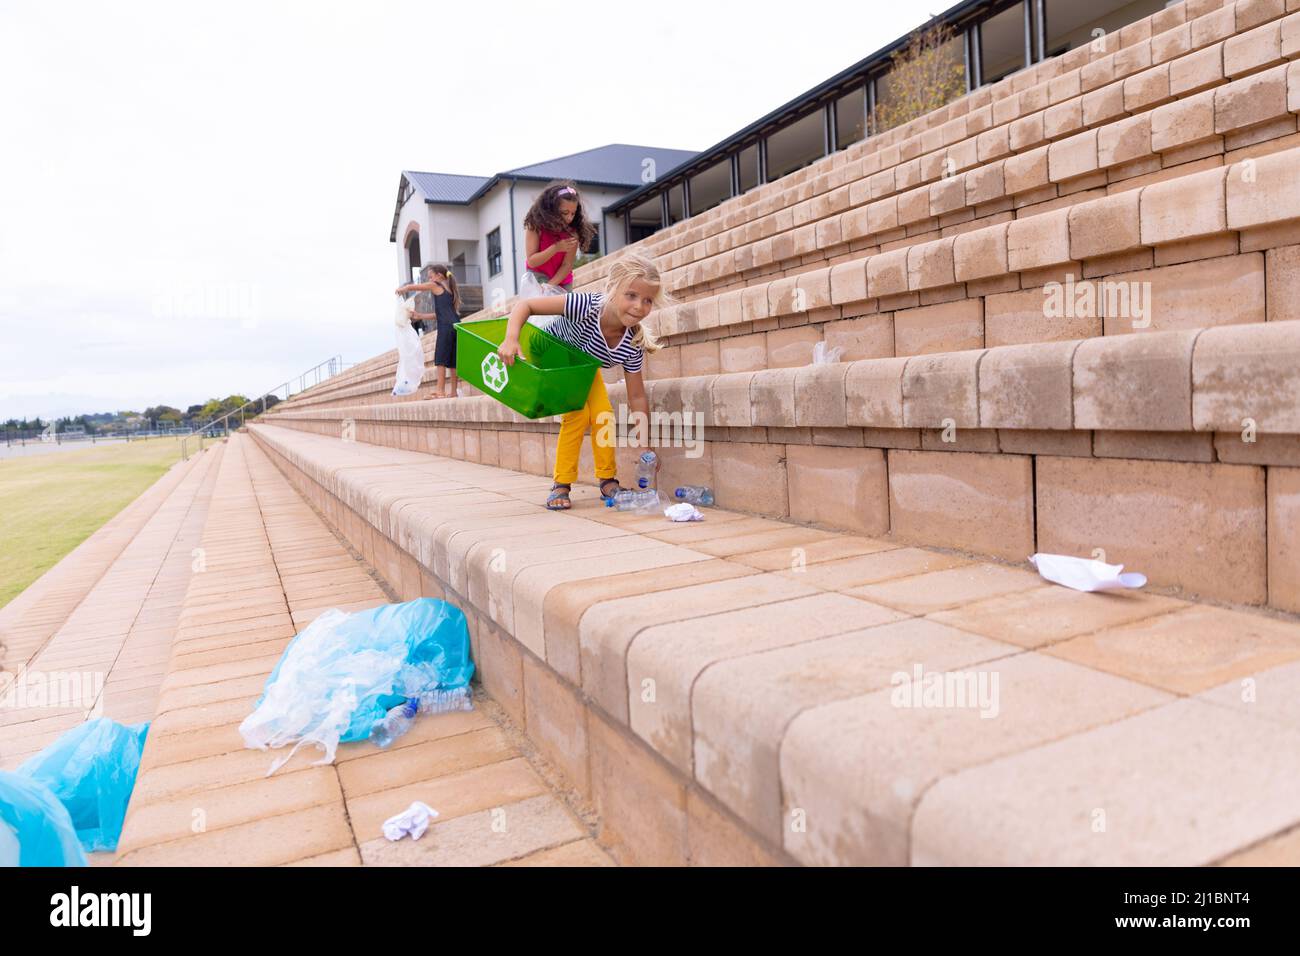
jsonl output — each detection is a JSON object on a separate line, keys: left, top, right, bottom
{"left": 114, "top": 433, "right": 611, "bottom": 867}
{"left": 246, "top": 421, "right": 1300, "bottom": 865}
{"left": 261, "top": 313, "right": 1300, "bottom": 610}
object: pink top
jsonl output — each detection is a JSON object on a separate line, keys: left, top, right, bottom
{"left": 531, "top": 226, "right": 575, "bottom": 285}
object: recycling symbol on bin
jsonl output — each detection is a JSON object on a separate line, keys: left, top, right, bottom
{"left": 481, "top": 352, "right": 510, "bottom": 393}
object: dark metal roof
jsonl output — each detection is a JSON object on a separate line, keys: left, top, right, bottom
{"left": 498, "top": 143, "right": 698, "bottom": 189}
{"left": 391, "top": 144, "right": 698, "bottom": 241}
{"left": 604, "top": 0, "right": 1000, "bottom": 216}
{"left": 405, "top": 171, "right": 492, "bottom": 204}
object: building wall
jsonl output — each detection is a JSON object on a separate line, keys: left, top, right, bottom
{"left": 427, "top": 205, "right": 479, "bottom": 264}
{"left": 393, "top": 193, "right": 434, "bottom": 284}
{"left": 396, "top": 180, "right": 633, "bottom": 301}
{"left": 477, "top": 181, "right": 516, "bottom": 308}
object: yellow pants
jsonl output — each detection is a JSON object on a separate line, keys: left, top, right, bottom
{"left": 553, "top": 373, "right": 617, "bottom": 485}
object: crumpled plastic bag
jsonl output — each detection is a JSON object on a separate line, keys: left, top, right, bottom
{"left": 519, "top": 271, "right": 566, "bottom": 299}
{"left": 664, "top": 502, "right": 704, "bottom": 522}
{"left": 239, "top": 599, "right": 474, "bottom": 775}
{"left": 1028, "top": 553, "right": 1147, "bottom": 592}
{"left": 17, "top": 718, "right": 149, "bottom": 853}
{"left": 811, "top": 341, "right": 845, "bottom": 364}
{"left": 382, "top": 801, "right": 439, "bottom": 841}
{"left": 392, "top": 296, "right": 425, "bottom": 396}
{"left": 0, "top": 770, "right": 88, "bottom": 866}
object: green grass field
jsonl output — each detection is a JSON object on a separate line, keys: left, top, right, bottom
{"left": 0, "top": 438, "right": 184, "bottom": 609}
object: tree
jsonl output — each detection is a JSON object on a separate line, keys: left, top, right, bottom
{"left": 870, "top": 21, "right": 967, "bottom": 134}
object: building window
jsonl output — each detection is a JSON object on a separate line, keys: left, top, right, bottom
{"left": 666, "top": 183, "right": 687, "bottom": 226}
{"left": 406, "top": 232, "right": 421, "bottom": 282}
{"left": 981, "top": 1, "right": 1031, "bottom": 85}
{"left": 1041, "top": 0, "right": 1166, "bottom": 60}
{"left": 834, "top": 85, "right": 867, "bottom": 150}
{"left": 688, "top": 157, "right": 732, "bottom": 216}
{"left": 486, "top": 228, "right": 502, "bottom": 278}
{"left": 627, "top": 192, "right": 663, "bottom": 243}
{"left": 737, "top": 143, "right": 760, "bottom": 193}
{"left": 765, "top": 108, "right": 826, "bottom": 182}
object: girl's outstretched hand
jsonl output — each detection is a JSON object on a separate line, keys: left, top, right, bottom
{"left": 498, "top": 339, "right": 521, "bottom": 366}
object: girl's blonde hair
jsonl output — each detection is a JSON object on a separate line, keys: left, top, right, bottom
{"left": 604, "top": 253, "right": 672, "bottom": 354}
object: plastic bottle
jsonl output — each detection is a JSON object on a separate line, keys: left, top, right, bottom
{"left": 674, "top": 485, "right": 714, "bottom": 506}
{"left": 415, "top": 686, "right": 474, "bottom": 715}
{"left": 636, "top": 451, "right": 658, "bottom": 490}
{"left": 605, "top": 489, "right": 662, "bottom": 514}
{"left": 371, "top": 697, "right": 418, "bottom": 748}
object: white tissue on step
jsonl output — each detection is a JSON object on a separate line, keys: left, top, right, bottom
{"left": 382, "top": 801, "right": 439, "bottom": 841}
{"left": 663, "top": 502, "right": 704, "bottom": 522}
{"left": 1029, "top": 553, "right": 1147, "bottom": 592}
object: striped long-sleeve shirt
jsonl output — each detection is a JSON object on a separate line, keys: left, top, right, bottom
{"left": 545, "top": 292, "right": 645, "bottom": 372}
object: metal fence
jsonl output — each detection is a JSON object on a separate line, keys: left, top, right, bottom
{"left": 451, "top": 264, "right": 481, "bottom": 285}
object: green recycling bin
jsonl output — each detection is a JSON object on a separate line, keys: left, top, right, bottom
{"left": 456, "top": 318, "right": 602, "bottom": 419}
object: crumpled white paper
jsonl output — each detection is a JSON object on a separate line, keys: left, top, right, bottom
{"left": 382, "top": 801, "right": 440, "bottom": 842}
{"left": 1029, "top": 553, "right": 1147, "bottom": 592}
{"left": 664, "top": 502, "right": 704, "bottom": 522}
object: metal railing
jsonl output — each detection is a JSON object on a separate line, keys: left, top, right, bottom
{"left": 451, "top": 264, "right": 481, "bottom": 285}
{"left": 2, "top": 426, "right": 195, "bottom": 446}
{"left": 180, "top": 355, "right": 347, "bottom": 460}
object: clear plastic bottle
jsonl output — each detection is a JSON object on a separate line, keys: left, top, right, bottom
{"left": 371, "top": 697, "right": 418, "bottom": 748}
{"left": 415, "top": 686, "right": 474, "bottom": 715}
{"left": 606, "top": 489, "right": 662, "bottom": 514}
{"left": 635, "top": 451, "right": 658, "bottom": 490}
{"left": 674, "top": 485, "right": 714, "bottom": 506}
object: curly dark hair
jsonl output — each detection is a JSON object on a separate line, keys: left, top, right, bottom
{"left": 523, "top": 180, "right": 597, "bottom": 251}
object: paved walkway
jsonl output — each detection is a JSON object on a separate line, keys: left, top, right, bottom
{"left": 114, "top": 434, "right": 613, "bottom": 866}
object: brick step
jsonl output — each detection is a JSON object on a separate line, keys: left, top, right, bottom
{"left": 261, "top": 318, "right": 1300, "bottom": 609}
{"left": 280, "top": 136, "right": 1300, "bottom": 419}
{"left": 247, "top": 421, "right": 1300, "bottom": 865}
{"left": 114, "top": 433, "right": 612, "bottom": 867}
{"left": 0, "top": 442, "right": 224, "bottom": 774}
{"left": 579, "top": 0, "right": 1300, "bottom": 292}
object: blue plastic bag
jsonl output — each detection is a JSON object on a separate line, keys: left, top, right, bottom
{"left": 17, "top": 718, "right": 149, "bottom": 853}
{"left": 239, "top": 599, "right": 474, "bottom": 774}
{"left": 0, "top": 771, "right": 89, "bottom": 866}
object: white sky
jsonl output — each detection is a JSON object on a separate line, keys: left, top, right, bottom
{"left": 0, "top": 0, "right": 939, "bottom": 420}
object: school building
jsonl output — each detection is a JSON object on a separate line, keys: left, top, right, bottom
{"left": 389, "top": 144, "right": 697, "bottom": 308}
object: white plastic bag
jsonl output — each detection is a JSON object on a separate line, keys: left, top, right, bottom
{"left": 812, "top": 341, "right": 845, "bottom": 364}
{"left": 1028, "top": 553, "right": 1147, "bottom": 592}
{"left": 664, "top": 502, "right": 704, "bottom": 522}
{"left": 239, "top": 609, "right": 409, "bottom": 775}
{"left": 519, "top": 271, "right": 565, "bottom": 299}
{"left": 392, "top": 296, "right": 424, "bottom": 396}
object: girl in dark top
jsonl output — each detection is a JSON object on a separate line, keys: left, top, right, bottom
{"left": 397, "top": 265, "right": 463, "bottom": 399}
